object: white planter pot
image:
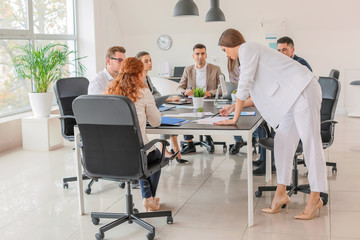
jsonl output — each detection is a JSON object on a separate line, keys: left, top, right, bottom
{"left": 28, "top": 92, "right": 54, "bottom": 118}
{"left": 192, "top": 97, "right": 204, "bottom": 109}
{"left": 231, "top": 93, "right": 237, "bottom": 102}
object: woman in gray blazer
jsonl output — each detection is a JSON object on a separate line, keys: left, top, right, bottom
{"left": 136, "top": 51, "right": 187, "bottom": 163}
{"left": 215, "top": 29, "right": 326, "bottom": 220}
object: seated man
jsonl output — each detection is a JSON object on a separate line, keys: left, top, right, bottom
{"left": 88, "top": 46, "right": 126, "bottom": 94}
{"left": 177, "top": 43, "right": 221, "bottom": 154}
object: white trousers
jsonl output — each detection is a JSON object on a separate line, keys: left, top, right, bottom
{"left": 274, "top": 78, "right": 328, "bottom": 192}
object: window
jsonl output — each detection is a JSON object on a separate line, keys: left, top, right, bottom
{"left": 0, "top": 0, "right": 77, "bottom": 117}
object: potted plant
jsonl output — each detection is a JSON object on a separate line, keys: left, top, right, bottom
{"left": 192, "top": 87, "right": 205, "bottom": 109}
{"left": 13, "top": 43, "right": 85, "bottom": 118}
{"left": 231, "top": 89, "right": 237, "bottom": 102}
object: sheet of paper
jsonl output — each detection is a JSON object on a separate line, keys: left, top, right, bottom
{"left": 178, "top": 112, "right": 214, "bottom": 117}
{"left": 192, "top": 116, "right": 231, "bottom": 125}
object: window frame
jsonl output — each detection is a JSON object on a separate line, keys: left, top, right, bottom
{"left": 0, "top": 0, "right": 79, "bottom": 118}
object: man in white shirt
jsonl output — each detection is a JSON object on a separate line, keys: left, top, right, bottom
{"left": 177, "top": 44, "right": 221, "bottom": 154}
{"left": 88, "top": 46, "right": 126, "bottom": 94}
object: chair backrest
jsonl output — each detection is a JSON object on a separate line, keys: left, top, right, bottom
{"left": 319, "top": 76, "right": 341, "bottom": 147}
{"left": 54, "top": 77, "right": 89, "bottom": 141}
{"left": 329, "top": 69, "right": 340, "bottom": 80}
{"left": 72, "top": 95, "right": 146, "bottom": 180}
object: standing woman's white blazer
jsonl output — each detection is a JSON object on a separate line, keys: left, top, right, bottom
{"left": 235, "top": 42, "right": 315, "bottom": 128}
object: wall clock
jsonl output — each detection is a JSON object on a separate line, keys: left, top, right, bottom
{"left": 157, "top": 34, "right": 172, "bottom": 50}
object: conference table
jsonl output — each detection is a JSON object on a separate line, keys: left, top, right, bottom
{"left": 146, "top": 100, "right": 263, "bottom": 227}
{"left": 74, "top": 100, "right": 263, "bottom": 227}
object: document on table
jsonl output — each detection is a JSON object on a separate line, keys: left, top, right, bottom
{"left": 178, "top": 112, "right": 214, "bottom": 117}
{"left": 175, "top": 105, "right": 193, "bottom": 109}
{"left": 192, "top": 116, "right": 231, "bottom": 124}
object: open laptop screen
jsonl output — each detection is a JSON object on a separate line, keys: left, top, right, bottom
{"left": 173, "top": 67, "right": 185, "bottom": 77}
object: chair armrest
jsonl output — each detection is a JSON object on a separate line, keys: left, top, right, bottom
{"left": 321, "top": 120, "right": 338, "bottom": 125}
{"left": 141, "top": 139, "right": 170, "bottom": 177}
{"left": 59, "top": 115, "right": 76, "bottom": 120}
{"left": 142, "top": 139, "right": 170, "bottom": 152}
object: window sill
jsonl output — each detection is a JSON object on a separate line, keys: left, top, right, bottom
{"left": 0, "top": 105, "right": 59, "bottom": 124}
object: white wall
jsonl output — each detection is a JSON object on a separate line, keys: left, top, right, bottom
{"left": 79, "top": 0, "right": 360, "bottom": 114}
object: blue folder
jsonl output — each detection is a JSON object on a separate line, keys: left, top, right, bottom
{"left": 160, "top": 116, "right": 187, "bottom": 126}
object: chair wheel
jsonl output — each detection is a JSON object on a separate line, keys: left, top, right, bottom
{"left": 85, "top": 188, "right": 91, "bottom": 194}
{"left": 63, "top": 182, "right": 68, "bottom": 189}
{"left": 119, "top": 182, "right": 125, "bottom": 188}
{"left": 133, "top": 208, "right": 139, "bottom": 214}
{"left": 255, "top": 191, "right": 262, "bottom": 197}
{"left": 332, "top": 167, "right": 337, "bottom": 173}
{"left": 95, "top": 232, "right": 104, "bottom": 240}
{"left": 207, "top": 146, "right": 215, "bottom": 154}
{"left": 147, "top": 232, "right": 155, "bottom": 240}
{"left": 92, "top": 217, "right": 100, "bottom": 225}
{"left": 223, "top": 145, "right": 227, "bottom": 153}
{"left": 167, "top": 216, "right": 173, "bottom": 224}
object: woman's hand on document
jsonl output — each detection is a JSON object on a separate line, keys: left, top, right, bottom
{"left": 219, "top": 104, "right": 234, "bottom": 116}
{"left": 214, "top": 104, "right": 237, "bottom": 125}
{"left": 214, "top": 118, "right": 237, "bottom": 126}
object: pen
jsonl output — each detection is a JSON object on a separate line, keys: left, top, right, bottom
{"left": 210, "top": 112, "right": 220, "bottom": 118}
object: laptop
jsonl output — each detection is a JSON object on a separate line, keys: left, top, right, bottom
{"left": 222, "top": 82, "right": 237, "bottom": 100}
{"left": 214, "top": 74, "right": 235, "bottom": 107}
{"left": 173, "top": 67, "right": 185, "bottom": 77}
{"left": 155, "top": 95, "right": 170, "bottom": 108}
{"left": 155, "top": 95, "right": 177, "bottom": 112}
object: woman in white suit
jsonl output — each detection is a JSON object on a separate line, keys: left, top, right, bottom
{"left": 215, "top": 28, "right": 327, "bottom": 220}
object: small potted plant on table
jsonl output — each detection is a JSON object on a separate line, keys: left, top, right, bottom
{"left": 192, "top": 87, "right": 205, "bottom": 109}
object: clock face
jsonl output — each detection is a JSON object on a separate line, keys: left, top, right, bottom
{"left": 157, "top": 34, "right": 172, "bottom": 50}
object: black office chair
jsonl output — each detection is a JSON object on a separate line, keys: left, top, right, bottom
{"left": 181, "top": 135, "right": 227, "bottom": 154}
{"left": 325, "top": 70, "right": 340, "bottom": 172}
{"left": 329, "top": 69, "right": 340, "bottom": 80}
{"left": 72, "top": 95, "right": 173, "bottom": 240}
{"left": 54, "top": 77, "right": 95, "bottom": 194}
{"left": 254, "top": 76, "right": 341, "bottom": 205}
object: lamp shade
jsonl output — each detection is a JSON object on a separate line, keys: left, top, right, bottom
{"left": 173, "top": 0, "right": 199, "bottom": 17}
{"left": 205, "top": 0, "right": 225, "bottom": 22}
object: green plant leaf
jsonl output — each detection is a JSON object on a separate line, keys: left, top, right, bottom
{"left": 193, "top": 87, "right": 205, "bottom": 97}
{"left": 13, "top": 43, "right": 87, "bottom": 93}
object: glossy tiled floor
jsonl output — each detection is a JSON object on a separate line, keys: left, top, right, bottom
{"left": 0, "top": 114, "right": 359, "bottom": 240}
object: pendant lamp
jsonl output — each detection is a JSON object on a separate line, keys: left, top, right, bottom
{"left": 173, "top": 0, "right": 199, "bottom": 17}
{"left": 205, "top": 0, "right": 225, "bottom": 22}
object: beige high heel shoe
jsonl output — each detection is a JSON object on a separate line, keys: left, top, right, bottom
{"left": 262, "top": 195, "right": 290, "bottom": 214}
{"left": 142, "top": 198, "right": 160, "bottom": 212}
{"left": 294, "top": 198, "right": 323, "bottom": 220}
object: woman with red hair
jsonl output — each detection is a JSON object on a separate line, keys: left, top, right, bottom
{"left": 105, "top": 57, "right": 161, "bottom": 212}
